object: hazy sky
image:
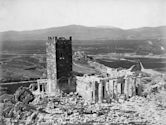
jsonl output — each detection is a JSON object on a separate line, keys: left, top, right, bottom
{"left": 0, "top": 0, "right": 166, "bottom": 31}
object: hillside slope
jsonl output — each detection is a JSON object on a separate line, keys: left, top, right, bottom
{"left": 0, "top": 25, "right": 166, "bottom": 41}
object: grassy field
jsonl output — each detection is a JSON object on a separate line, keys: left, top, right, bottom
{"left": 0, "top": 54, "right": 46, "bottom": 83}
{"left": 0, "top": 39, "right": 165, "bottom": 82}
{"left": 0, "top": 53, "right": 96, "bottom": 83}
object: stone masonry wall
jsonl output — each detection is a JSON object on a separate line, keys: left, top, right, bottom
{"left": 76, "top": 75, "right": 143, "bottom": 103}
{"left": 46, "top": 37, "right": 58, "bottom": 95}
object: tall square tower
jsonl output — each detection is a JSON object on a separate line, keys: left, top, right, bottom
{"left": 46, "top": 36, "right": 72, "bottom": 95}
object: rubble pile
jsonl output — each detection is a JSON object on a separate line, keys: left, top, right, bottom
{"left": 29, "top": 92, "right": 149, "bottom": 124}
{"left": 73, "top": 51, "right": 91, "bottom": 61}
{"left": 14, "top": 86, "right": 35, "bottom": 104}
{"left": 0, "top": 87, "right": 36, "bottom": 124}
{"left": 0, "top": 92, "right": 149, "bottom": 124}
{"left": 142, "top": 75, "right": 166, "bottom": 96}
{"left": 1, "top": 76, "right": 166, "bottom": 124}
{"left": 122, "top": 95, "right": 166, "bottom": 125}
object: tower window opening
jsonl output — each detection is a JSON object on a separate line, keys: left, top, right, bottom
{"left": 59, "top": 51, "right": 64, "bottom": 59}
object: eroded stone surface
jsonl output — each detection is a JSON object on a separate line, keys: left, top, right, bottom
{"left": 14, "top": 86, "right": 34, "bottom": 104}
{"left": 1, "top": 90, "right": 166, "bottom": 125}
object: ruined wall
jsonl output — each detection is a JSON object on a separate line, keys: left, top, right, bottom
{"left": 76, "top": 75, "right": 101, "bottom": 102}
{"left": 76, "top": 80, "right": 93, "bottom": 102}
{"left": 76, "top": 75, "right": 143, "bottom": 103}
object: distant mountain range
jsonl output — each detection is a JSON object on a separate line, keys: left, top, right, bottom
{"left": 0, "top": 25, "right": 166, "bottom": 41}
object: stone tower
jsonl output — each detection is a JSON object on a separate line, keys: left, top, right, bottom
{"left": 46, "top": 36, "right": 72, "bottom": 95}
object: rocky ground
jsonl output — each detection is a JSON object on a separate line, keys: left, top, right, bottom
{"left": 1, "top": 88, "right": 166, "bottom": 125}
{"left": 1, "top": 72, "right": 166, "bottom": 125}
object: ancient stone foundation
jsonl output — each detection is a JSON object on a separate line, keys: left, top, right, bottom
{"left": 76, "top": 74, "right": 143, "bottom": 103}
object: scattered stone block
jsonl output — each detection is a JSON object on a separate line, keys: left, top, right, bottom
{"left": 14, "top": 86, "right": 34, "bottom": 104}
